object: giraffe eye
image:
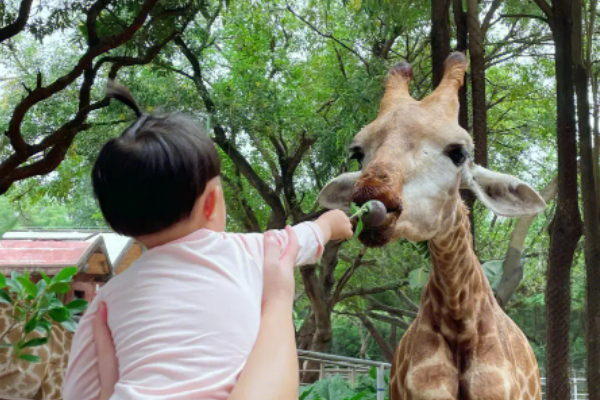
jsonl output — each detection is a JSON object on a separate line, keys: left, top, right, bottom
{"left": 445, "top": 144, "right": 467, "bottom": 166}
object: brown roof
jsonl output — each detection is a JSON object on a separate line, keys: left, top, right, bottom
{"left": 0, "top": 236, "right": 112, "bottom": 275}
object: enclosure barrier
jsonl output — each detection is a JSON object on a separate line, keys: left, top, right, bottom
{"left": 298, "top": 350, "right": 391, "bottom": 400}
{"left": 298, "top": 350, "right": 587, "bottom": 400}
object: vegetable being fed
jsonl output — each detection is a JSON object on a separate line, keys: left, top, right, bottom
{"left": 349, "top": 200, "right": 387, "bottom": 237}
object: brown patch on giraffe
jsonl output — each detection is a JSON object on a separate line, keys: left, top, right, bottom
{"left": 411, "top": 331, "right": 442, "bottom": 364}
{"left": 467, "top": 371, "right": 508, "bottom": 400}
{"left": 411, "top": 364, "right": 456, "bottom": 392}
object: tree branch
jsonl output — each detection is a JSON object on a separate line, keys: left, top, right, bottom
{"left": 285, "top": 5, "right": 370, "bottom": 73}
{"left": 481, "top": 0, "right": 504, "bottom": 34}
{"left": 532, "top": 0, "right": 553, "bottom": 20}
{"left": 0, "top": 0, "right": 34, "bottom": 43}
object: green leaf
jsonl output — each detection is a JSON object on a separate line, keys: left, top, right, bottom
{"left": 36, "top": 319, "right": 52, "bottom": 334}
{"left": 65, "top": 299, "right": 88, "bottom": 315}
{"left": 36, "top": 279, "right": 47, "bottom": 296}
{"left": 39, "top": 271, "right": 51, "bottom": 285}
{"left": 0, "top": 290, "right": 11, "bottom": 304}
{"left": 354, "top": 219, "right": 363, "bottom": 238}
{"left": 53, "top": 266, "right": 78, "bottom": 283}
{"left": 18, "top": 353, "right": 41, "bottom": 363}
{"left": 47, "top": 282, "right": 70, "bottom": 294}
{"left": 16, "top": 276, "right": 37, "bottom": 298}
{"left": 20, "top": 337, "right": 48, "bottom": 349}
{"left": 0, "top": 274, "right": 5, "bottom": 289}
{"left": 350, "top": 202, "right": 359, "bottom": 215}
{"left": 25, "top": 315, "right": 39, "bottom": 333}
{"left": 409, "top": 267, "right": 430, "bottom": 290}
{"left": 61, "top": 319, "right": 78, "bottom": 333}
{"left": 49, "top": 307, "right": 70, "bottom": 322}
{"left": 6, "top": 278, "right": 22, "bottom": 295}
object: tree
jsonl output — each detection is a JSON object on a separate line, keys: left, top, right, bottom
{"left": 532, "top": 0, "right": 584, "bottom": 399}
{"left": 0, "top": 0, "right": 199, "bottom": 195}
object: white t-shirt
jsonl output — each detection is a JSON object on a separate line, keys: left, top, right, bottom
{"left": 62, "top": 223, "right": 324, "bottom": 400}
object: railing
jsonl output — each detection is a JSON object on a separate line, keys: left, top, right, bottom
{"left": 541, "top": 370, "right": 588, "bottom": 400}
{"left": 298, "top": 350, "right": 390, "bottom": 400}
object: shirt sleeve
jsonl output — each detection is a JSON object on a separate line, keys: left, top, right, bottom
{"left": 235, "top": 221, "right": 325, "bottom": 268}
{"left": 62, "top": 295, "right": 102, "bottom": 400}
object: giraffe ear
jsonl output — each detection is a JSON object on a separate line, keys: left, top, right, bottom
{"left": 462, "top": 164, "right": 546, "bottom": 217}
{"left": 318, "top": 171, "right": 361, "bottom": 212}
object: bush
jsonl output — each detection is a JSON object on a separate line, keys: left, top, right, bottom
{"left": 300, "top": 368, "right": 389, "bottom": 400}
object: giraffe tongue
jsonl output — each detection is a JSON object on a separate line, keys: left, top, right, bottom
{"left": 361, "top": 200, "right": 388, "bottom": 227}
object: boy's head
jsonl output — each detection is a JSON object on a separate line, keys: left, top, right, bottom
{"left": 92, "top": 81, "right": 223, "bottom": 238}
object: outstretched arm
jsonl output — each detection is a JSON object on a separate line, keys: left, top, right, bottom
{"left": 227, "top": 227, "right": 300, "bottom": 400}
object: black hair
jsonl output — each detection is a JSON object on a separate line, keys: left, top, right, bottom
{"left": 92, "top": 80, "right": 221, "bottom": 237}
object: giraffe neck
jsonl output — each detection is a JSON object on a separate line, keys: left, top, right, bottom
{"left": 425, "top": 203, "right": 492, "bottom": 346}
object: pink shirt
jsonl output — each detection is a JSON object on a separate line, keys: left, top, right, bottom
{"left": 63, "top": 223, "right": 324, "bottom": 400}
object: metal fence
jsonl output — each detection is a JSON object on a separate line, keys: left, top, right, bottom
{"left": 299, "top": 351, "right": 588, "bottom": 400}
{"left": 540, "top": 370, "right": 588, "bottom": 400}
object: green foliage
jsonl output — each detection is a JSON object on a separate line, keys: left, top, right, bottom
{"left": 299, "top": 370, "right": 389, "bottom": 400}
{"left": 0, "top": 267, "right": 88, "bottom": 363}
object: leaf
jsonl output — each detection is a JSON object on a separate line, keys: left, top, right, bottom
{"left": 350, "top": 202, "right": 359, "bottom": 215}
{"left": 20, "top": 337, "right": 48, "bottom": 349}
{"left": 481, "top": 260, "right": 503, "bottom": 290}
{"left": 65, "top": 299, "right": 88, "bottom": 315}
{"left": 354, "top": 219, "right": 363, "bottom": 238}
{"left": 36, "top": 319, "right": 52, "bottom": 334}
{"left": 48, "top": 282, "right": 71, "bottom": 294}
{"left": 18, "top": 353, "right": 41, "bottom": 363}
{"left": 16, "top": 276, "right": 37, "bottom": 298}
{"left": 39, "top": 271, "right": 51, "bottom": 285}
{"left": 6, "top": 278, "right": 23, "bottom": 295}
{"left": 24, "top": 315, "right": 39, "bottom": 333}
{"left": 409, "top": 267, "right": 430, "bottom": 290}
{"left": 0, "top": 290, "right": 11, "bottom": 304}
{"left": 49, "top": 307, "right": 70, "bottom": 323}
{"left": 0, "top": 274, "right": 5, "bottom": 289}
{"left": 53, "top": 266, "right": 78, "bottom": 283}
{"left": 299, "top": 387, "right": 313, "bottom": 400}
{"left": 36, "top": 279, "right": 47, "bottom": 296}
{"left": 61, "top": 319, "right": 78, "bottom": 333}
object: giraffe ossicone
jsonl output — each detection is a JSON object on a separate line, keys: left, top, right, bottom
{"left": 319, "top": 52, "right": 543, "bottom": 400}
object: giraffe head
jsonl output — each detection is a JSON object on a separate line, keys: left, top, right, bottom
{"left": 319, "top": 52, "right": 546, "bottom": 247}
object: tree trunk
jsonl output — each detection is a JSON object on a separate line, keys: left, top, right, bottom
{"left": 467, "top": 0, "right": 487, "bottom": 168}
{"left": 545, "top": 1, "right": 584, "bottom": 399}
{"left": 431, "top": 0, "right": 451, "bottom": 88}
{"left": 452, "top": 0, "right": 469, "bottom": 131}
{"left": 573, "top": 1, "right": 600, "bottom": 398}
{"left": 496, "top": 176, "right": 558, "bottom": 308}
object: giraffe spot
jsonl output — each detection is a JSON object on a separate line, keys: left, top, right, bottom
{"left": 410, "top": 365, "right": 455, "bottom": 392}
{"left": 468, "top": 371, "right": 507, "bottom": 400}
{"left": 528, "top": 374, "right": 538, "bottom": 395}
{"left": 474, "top": 337, "right": 504, "bottom": 367}
{"left": 411, "top": 331, "right": 441, "bottom": 364}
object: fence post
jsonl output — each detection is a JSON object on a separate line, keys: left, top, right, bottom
{"left": 573, "top": 370, "right": 577, "bottom": 400}
{"left": 377, "top": 364, "right": 385, "bottom": 400}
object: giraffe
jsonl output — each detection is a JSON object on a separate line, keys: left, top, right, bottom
{"left": 318, "top": 52, "right": 545, "bottom": 400}
{"left": 0, "top": 304, "right": 72, "bottom": 400}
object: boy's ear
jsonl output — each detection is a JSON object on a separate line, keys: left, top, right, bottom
{"left": 203, "top": 186, "right": 218, "bottom": 219}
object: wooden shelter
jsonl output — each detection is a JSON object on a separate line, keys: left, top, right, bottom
{"left": 0, "top": 230, "right": 143, "bottom": 303}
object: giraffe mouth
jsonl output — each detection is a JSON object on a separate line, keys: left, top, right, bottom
{"left": 357, "top": 211, "right": 400, "bottom": 247}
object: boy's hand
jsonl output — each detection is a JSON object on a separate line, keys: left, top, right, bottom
{"left": 316, "top": 210, "right": 353, "bottom": 242}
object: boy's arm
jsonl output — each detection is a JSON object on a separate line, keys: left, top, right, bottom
{"left": 62, "top": 298, "right": 102, "bottom": 400}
